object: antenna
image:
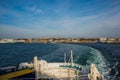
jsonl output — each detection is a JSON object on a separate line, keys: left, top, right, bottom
{"left": 64, "top": 53, "right": 66, "bottom": 63}
{"left": 70, "top": 50, "right": 73, "bottom": 66}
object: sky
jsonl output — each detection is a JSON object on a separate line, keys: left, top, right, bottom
{"left": 0, "top": 0, "right": 120, "bottom": 38}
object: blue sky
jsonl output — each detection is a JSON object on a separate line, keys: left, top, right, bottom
{"left": 0, "top": 0, "right": 120, "bottom": 38}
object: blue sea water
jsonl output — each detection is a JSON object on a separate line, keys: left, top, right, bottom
{"left": 74, "top": 43, "right": 120, "bottom": 80}
{"left": 0, "top": 43, "right": 120, "bottom": 80}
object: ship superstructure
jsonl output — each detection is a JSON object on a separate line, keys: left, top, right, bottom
{"left": 0, "top": 50, "right": 103, "bottom": 80}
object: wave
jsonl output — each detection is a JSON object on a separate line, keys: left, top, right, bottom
{"left": 41, "top": 44, "right": 109, "bottom": 79}
{"left": 0, "top": 43, "right": 118, "bottom": 80}
{"left": 75, "top": 46, "right": 109, "bottom": 80}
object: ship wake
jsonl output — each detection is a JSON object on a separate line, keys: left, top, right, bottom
{"left": 75, "top": 46, "right": 110, "bottom": 80}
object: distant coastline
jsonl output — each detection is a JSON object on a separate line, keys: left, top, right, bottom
{"left": 0, "top": 37, "right": 120, "bottom": 44}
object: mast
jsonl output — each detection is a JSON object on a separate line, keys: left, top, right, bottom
{"left": 34, "top": 56, "right": 39, "bottom": 80}
{"left": 64, "top": 53, "right": 66, "bottom": 63}
{"left": 70, "top": 50, "right": 73, "bottom": 66}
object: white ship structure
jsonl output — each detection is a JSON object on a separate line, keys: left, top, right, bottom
{"left": 0, "top": 50, "right": 103, "bottom": 80}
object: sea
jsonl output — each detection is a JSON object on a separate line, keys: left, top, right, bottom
{"left": 0, "top": 43, "right": 120, "bottom": 80}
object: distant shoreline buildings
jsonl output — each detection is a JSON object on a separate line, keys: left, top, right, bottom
{"left": 0, "top": 38, "right": 120, "bottom": 44}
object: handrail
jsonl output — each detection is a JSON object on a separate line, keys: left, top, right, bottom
{"left": 0, "top": 69, "right": 34, "bottom": 80}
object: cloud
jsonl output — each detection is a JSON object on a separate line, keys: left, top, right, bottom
{"left": 0, "top": 7, "right": 23, "bottom": 18}
{"left": 0, "top": 24, "right": 60, "bottom": 38}
{"left": 29, "top": 10, "right": 120, "bottom": 38}
{"left": 0, "top": 0, "right": 120, "bottom": 38}
{"left": 1, "top": 7, "right": 120, "bottom": 38}
{"left": 26, "top": 6, "right": 43, "bottom": 14}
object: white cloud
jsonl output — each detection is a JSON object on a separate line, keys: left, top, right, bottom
{"left": 0, "top": 7, "right": 23, "bottom": 18}
{"left": 0, "top": 3, "right": 120, "bottom": 38}
{"left": 0, "top": 24, "right": 41, "bottom": 38}
{"left": 29, "top": 11, "right": 120, "bottom": 38}
{"left": 0, "top": 10, "right": 120, "bottom": 38}
{"left": 26, "top": 6, "right": 43, "bottom": 14}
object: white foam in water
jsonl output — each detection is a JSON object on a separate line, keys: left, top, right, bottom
{"left": 41, "top": 44, "right": 110, "bottom": 80}
{"left": 86, "top": 47, "right": 110, "bottom": 80}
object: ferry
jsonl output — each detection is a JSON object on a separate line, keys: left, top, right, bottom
{"left": 0, "top": 50, "right": 103, "bottom": 80}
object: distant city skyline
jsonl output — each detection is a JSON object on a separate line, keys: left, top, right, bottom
{"left": 0, "top": 0, "right": 120, "bottom": 38}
